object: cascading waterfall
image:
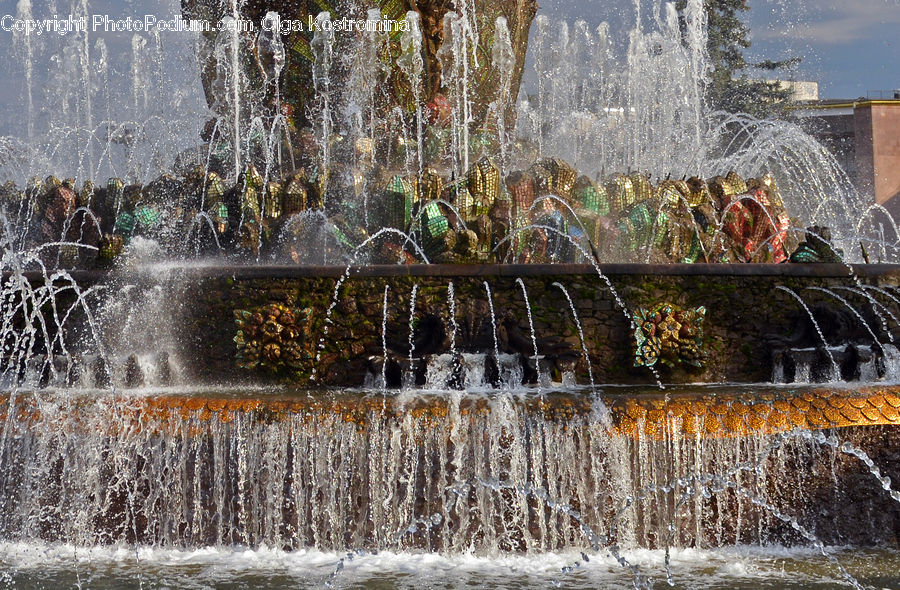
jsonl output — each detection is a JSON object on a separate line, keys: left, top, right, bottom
{"left": 1, "top": 391, "right": 898, "bottom": 553}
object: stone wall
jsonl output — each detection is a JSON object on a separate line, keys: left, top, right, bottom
{"left": 169, "top": 263, "right": 900, "bottom": 386}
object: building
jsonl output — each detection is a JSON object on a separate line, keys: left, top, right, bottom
{"left": 793, "top": 95, "right": 900, "bottom": 216}
{"left": 768, "top": 79, "right": 820, "bottom": 102}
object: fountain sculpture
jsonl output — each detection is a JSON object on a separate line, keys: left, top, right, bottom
{"left": 1, "top": 0, "right": 900, "bottom": 587}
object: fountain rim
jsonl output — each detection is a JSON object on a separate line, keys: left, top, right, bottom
{"left": 4, "top": 383, "right": 900, "bottom": 439}
{"left": 7, "top": 262, "right": 900, "bottom": 282}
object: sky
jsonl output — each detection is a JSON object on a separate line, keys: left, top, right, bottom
{"left": 0, "top": 0, "right": 203, "bottom": 137}
{"left": 0, "top": 0, "right": 898, "bottom": 140}
{"left": 745, "top": 0, "right": 900, "bottom": 98}
{"left": 536, "top": 0, "right": 900, "bottom": 99}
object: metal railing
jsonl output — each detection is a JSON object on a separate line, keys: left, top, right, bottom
{"left": 866, "top": 90, "right": 900, "bottom": 100}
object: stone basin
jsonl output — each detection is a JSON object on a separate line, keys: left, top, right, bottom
{"left": 5, "top": 263, "right": 900, "bottom": 550}
{"left": 9, "top": 262, "right": 900, "bottom": 386}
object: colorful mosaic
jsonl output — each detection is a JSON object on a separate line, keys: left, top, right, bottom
{"left": 234, "top": 303, "right": 314, "bottom": 375}
{"left": 4, "top": 387, "right": 899, "bottom": 440}
{"left": 633, "top": 303, "right": 706, "bottom": 369}
{"left": 607, "top": 387, "right": 900, "bottom": 439}
{"left": 789, "top": 226, "right": 844, "bottom": 263}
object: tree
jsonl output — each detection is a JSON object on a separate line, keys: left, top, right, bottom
{"left": 677, "top": 0, "right": 799, "bottom": 118}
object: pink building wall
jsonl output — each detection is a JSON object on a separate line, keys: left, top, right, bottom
{"left": 856, "top": 102, "right": 900, "bottom": 209}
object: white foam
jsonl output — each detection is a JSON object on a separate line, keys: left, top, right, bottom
{"left": 0, "top": 542, "right": 889, "bottom": 589}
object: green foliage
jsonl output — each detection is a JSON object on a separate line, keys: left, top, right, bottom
{"left": 677, "top": 0, "right": 800, "bottom": 118}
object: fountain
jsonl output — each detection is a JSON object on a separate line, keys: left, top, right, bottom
{"left": 1, "top": 0, "right": 900, "bottom": 588}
